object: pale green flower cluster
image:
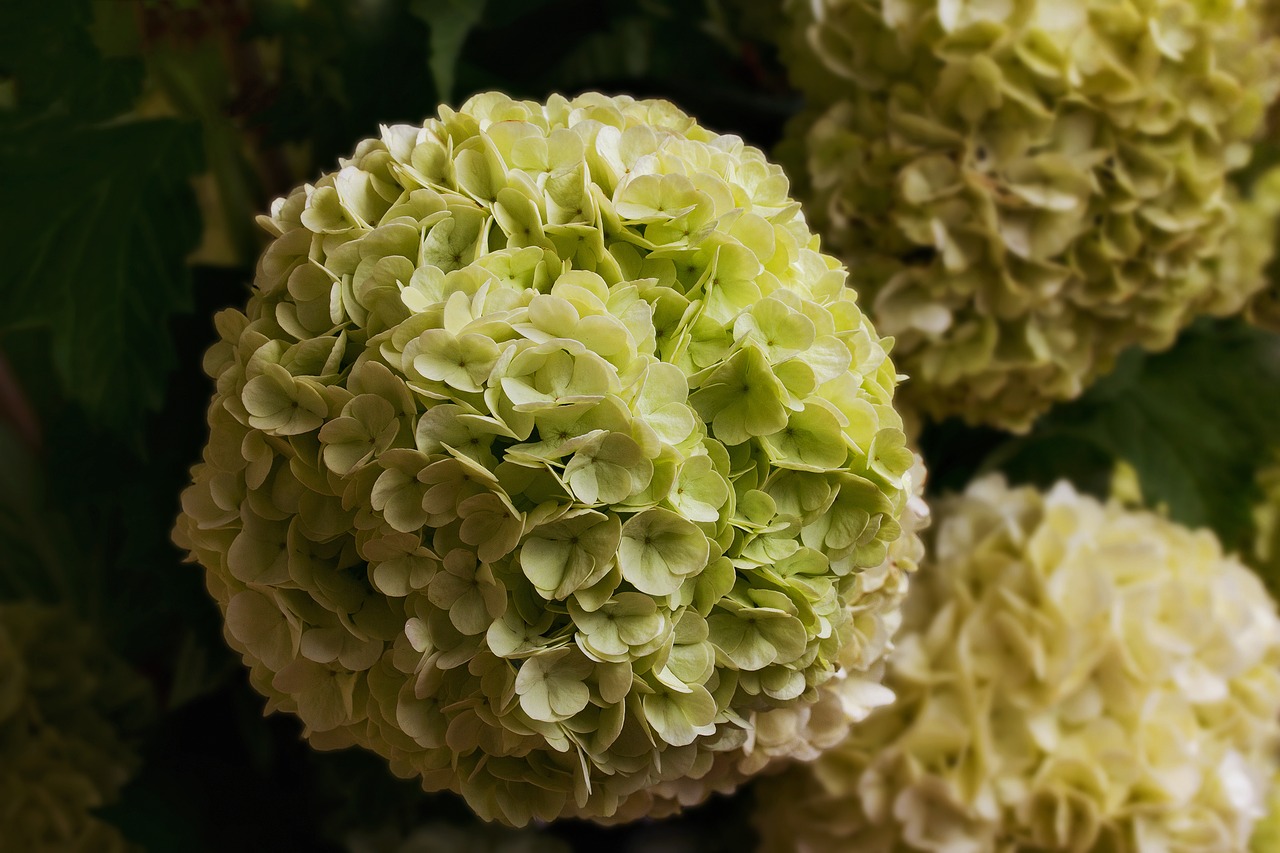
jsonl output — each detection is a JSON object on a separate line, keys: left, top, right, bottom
{"left": 756, "top": 477, "right": 1280, "bottom": 852}
{"left": 0, "top": 603, "right": 150, "bottom": 851}
{"left": 1254, "top": 778, "right": 1280, "bottom": 853}
{"left": 779, "top": 0, "right": 1280, "bottom": 431}
{"left": 174, "top": 91, "right": 919, "bottom": 824}
{"left": 647, "top": 452, "right": 928, "bottom": 810}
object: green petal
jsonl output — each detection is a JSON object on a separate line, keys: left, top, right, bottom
{"left": 619, "top": 508, "right": 710, "bottom": 596}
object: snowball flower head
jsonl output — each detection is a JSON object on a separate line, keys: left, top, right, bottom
{"left": 173, "top": 91, "right": 921, "bottom": 824}
{"left": 755, "top": 476, "right": 1280, "bottom": 852}
{"left": 779, "top": 0, "right": 1280, "bottom": 431}
{"left": 0, "top": 603, "right": 150, "bottom": 851}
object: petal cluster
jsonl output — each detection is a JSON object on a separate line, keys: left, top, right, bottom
{"left": 779, "top": 0, "right": 1280, "bottom": 431}
{"left": 173, "top": 92, "right": 920, "bottom": 824}
{"left": 756, "top": 476, "right": 1280, "bottom": 852}
{"left": 0, "top": 604, "right": 150, "bottom": 851}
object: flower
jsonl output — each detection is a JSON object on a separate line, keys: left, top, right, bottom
{"left": 756, "top": 476, "right": 1280, "bottom": 852}
{"left": 778, "top": 0, "right": 1280, "bottom": 431}
{"left": 174, "top": 91, "right": 922, "bottom": 825}
{"left": 0, "top": 603, "right": 151, "bottom": 851}
{"left": 1254, "top": 778, "right": 1280, "bottom": 853}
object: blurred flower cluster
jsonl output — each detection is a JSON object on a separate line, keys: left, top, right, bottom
{"left": 779, "top": 0, "right": 1280, "bottom": 430}
{"left": 756, "top": 476, "right": 1280, "bottom": 851}
{"left": 0, "top": 604, "right": 151, "bottom": 851}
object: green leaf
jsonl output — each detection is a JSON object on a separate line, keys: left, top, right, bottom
{"left": 958, "top": 320, "right": 1280, "bottom": 553}
{"left": 0, "top": 0, "right": 202, "bottom": 435}
{"left": 410, "top": 0, "right": 488, "bottom": 103}
{"left": 543, "top": 15, "right": 653, "bottom": 88}
{"left": 514, "top": 648, "right": 593, "bottom": 722}
{"left": 146, "top": 45, "right": 264, "bottom": 266}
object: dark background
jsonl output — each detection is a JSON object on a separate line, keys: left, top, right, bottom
{"left": 2, "top": 1, "right": 1279, "bottom": 850}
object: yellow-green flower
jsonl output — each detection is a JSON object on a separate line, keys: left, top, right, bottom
{"left": 0, "top": 603, "right": 151, "bottom": 851}
{"left": 779, "top": 0, "right": 1280, "bottom": 431}
{"left": 1253, "top": 778, "right": 1280, "bottom": 853}
{"left": 756, "top": 477, "right": 1280, "bottom": 852}
{"left": 174, "top": 92, "right": 923, "bottom": 825}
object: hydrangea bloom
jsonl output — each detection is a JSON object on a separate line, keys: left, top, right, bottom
{"left": 0, "top": 603, "right": 151, "bottom": 851}
{"left": 173, "top": 91, "right": 921, "bottom": 824}
{"left": 755, "top": 477, "right": 1280, "bottom": 852}
{"left": 778, "top": 0, "right": 1280, "bottom": 431}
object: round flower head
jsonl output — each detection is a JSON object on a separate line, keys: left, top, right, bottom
{"left": 0, "top": 603, "right": 151, "bottom": 851}
{"left": 778, "top": 0, "right": 1280, "bottom": 431}
{"left": 173, "top": 91, "right": 921, "bottom": 825}
{"left": 755, "top": 476, "right": 1280, "bottom": 852}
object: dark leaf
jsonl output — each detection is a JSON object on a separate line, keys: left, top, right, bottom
{"left": 0, "top": 0, "right": 203, "bottom": 435}
{"left": 928, "top": 320, "right": 1280, "bottom": 554}
{"left": 409, "top": 0, "right": 487, "bottom": 103}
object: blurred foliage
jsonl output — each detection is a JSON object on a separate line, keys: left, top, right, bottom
{"left": 0, "top": 0, "right": 1277, "bottom": 850}
{"left": 921, "top": 319, "right": 1280, "bottom": 557}
{"left": 0, "top": 0, "right": 202, "bottom": 436}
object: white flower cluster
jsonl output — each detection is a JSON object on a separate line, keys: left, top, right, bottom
{"left": 756, "top": 477, "right": 1280, "bottom": 852}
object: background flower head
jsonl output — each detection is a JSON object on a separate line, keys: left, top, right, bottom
{"left": 756, "top": 476, "right": 1280, "bottom": 852}
{"left": 778, "top": 0, "right": 1280, "bottom": 431}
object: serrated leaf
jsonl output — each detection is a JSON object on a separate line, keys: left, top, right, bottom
{"left": 0, "top": 119, "right": 202, "bottom": 434}
{"left": 147, "top": 45, "right": 263, "bottom": 266}
{"left": 0, "top": 0, "right": 203, "bottom": 435}
{"left": 410, "top": 0, "right": 487, "bottom": 103}
{"left": 546, "top": 16, "right": 653, "bottom": 87}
